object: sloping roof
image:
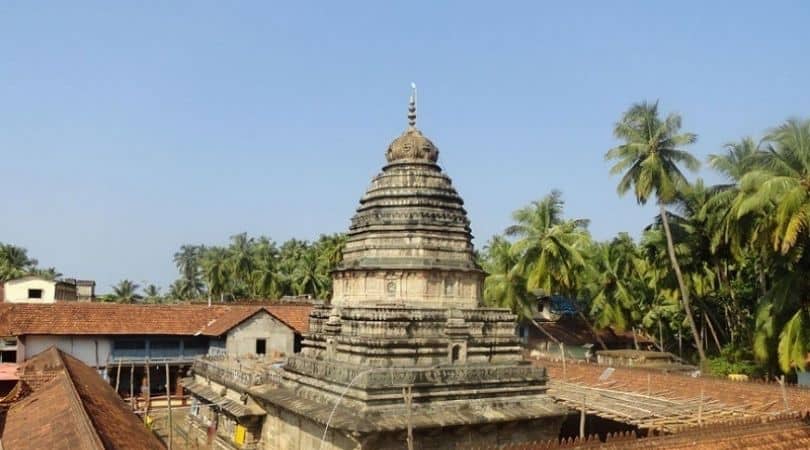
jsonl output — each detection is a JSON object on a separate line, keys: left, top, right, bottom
{"left": 1, "top": 347, "right": 165, "bottom": 450}
{"left": 0, "top": 303, "right": 312, "bottom": 336}
{"left": 530, "top": 317, "right": 654, "bottom": 347}
{"left": 199, "top": 304, "right": 312, "bottom": 336}
{"left": 474, "top": 412, "right": 810, "bottom": 449}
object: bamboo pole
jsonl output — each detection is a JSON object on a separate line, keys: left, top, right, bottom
{"left": 658, "top": 320, "right": 664, "bottom": 351}
{"left": 130, "top": 363, "right": 135, "bottom": 409}
{"left": 145, "top": 359, "right": 151, "bottom": 417}
{"left": 114, "top": 360, "right": 122, "bottom": 393}
{"left": 560, "top": 343, "right": 567, "bottom": 381}
{"left": 579, "top": 395, "right": 586, "bottom": 438}
{"left": 403, "top": 386, "right": 414, "bottom": 450}
{"left": 647, "top": 373, "right": 651, "bottom": 396}
{"left": 777, "top": 375, "right": 790, "bottom": 412}
{"left": 166, "top": 363, "right": 173, "bottom": 450}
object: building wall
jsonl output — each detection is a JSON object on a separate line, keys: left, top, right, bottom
{"left": 76, "top": 283, "right": 95, "bottom": 301}
{"left": 225, "top": 311, "right": 295, "bottom": 357}
{"left": 4, "top": 279, "right": 59, "bottom": 303}
{"left": 261, "top": 405, "right": 359, "bottom": 450}
{"left": 23, "top": 335, "right": 113, "bottom": 367}
{"left": 3, "top": 278, "right": 77, "bottom": 303}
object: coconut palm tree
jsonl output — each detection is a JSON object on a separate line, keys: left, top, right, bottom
{"left": 228, "top": 233, "right": 255, "bottom": 291}
{"left": 505, "top": 190, "right": 591, "bottom": 296}
{"left": 143, "top": 284, "right": 162, "bottom": 303}
{"left": 251, "top": 238, "right": 282, "bottom": 299}
{"left": 201, "top": 247, "right": 229, "bottom": 302}
{"left": 732, "top": 118, "right": 810, "bottom": 372}
{"left": 112, "top": 279, "right": 141, "bottom": 303}
{"left": 173, "top": 245, "right": 204, "bottom": 298}
{"left": 0, "top": 243, "right": 38, "bottom": 282}
{"left": 505, "top": 191, "right": 605, "bottom": 348}
{"left": 482, "top": 235, "right": 564, "bottom": 344}
{"left": 482, "top": 235, "right": 528, "bottom": 314}
{"left": 605, "top": 100, "right": 706, "bottom": 364}
{"left": 293, "top": 249, "right": 327, "bottom": 298}
{"left": 587, "top": 234, "right": 646, "bottom": 332}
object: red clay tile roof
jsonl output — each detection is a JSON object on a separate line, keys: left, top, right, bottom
{"left": 531, "top": 318, "right": 654, "bottom": 347}
{"left": 478, "top": 413, "right": 810, "bottom": 449}
{"left": 2, "top": 347, "right": 165, "bottom": 450}
{"left": 0, "top": 302, "right": 312, "bottom": 336}
{"left": 198, "top": 304, "right": 312, "bottom": 336}
{"left": 537, "top": 357, "right": 810, "bottom": 414}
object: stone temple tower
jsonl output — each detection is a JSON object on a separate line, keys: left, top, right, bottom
{"left": 254, "top": 88, "right": 567, "bottom": 450}
{"left": 332, "top": 88, "right": 484, "bottom": 309}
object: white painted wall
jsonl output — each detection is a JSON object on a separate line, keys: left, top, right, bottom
{"left": 225, "top": 311, "right": 295, "bottom": 357}
{"left": 4, "top": 278, "right": 58, "bottom": 303}
{"left": 23, "top": 335, "right": 113, "bottom": 367}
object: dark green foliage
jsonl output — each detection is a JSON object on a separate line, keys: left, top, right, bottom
{"left": 169, "top": 233, "right": 346, "bottom": 302}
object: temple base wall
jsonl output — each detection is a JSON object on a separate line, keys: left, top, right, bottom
{"left": 260, "top": 406, "right": 567, "bottom": 450}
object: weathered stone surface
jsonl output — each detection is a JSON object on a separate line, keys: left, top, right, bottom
{"left": 333, "top": 122, "right": 484, "bottom": 308}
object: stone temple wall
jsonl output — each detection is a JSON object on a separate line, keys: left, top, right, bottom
{"left": 331, "top": 269, "right": 482, "bottom": 308}
{"left": 260, "top": 407, "right": 567, "bottom": 450}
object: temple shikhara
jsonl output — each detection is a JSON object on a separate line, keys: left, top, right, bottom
{"left": 185, "top": 89, "right": 568, "bottom": 449}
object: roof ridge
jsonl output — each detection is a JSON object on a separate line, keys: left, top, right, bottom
{"left": 50, "top": 350, "right": 107, "bottom": 449}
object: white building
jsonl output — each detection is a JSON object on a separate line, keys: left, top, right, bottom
{"left": 2, "top": 275, "right": 78, "bottom": 303}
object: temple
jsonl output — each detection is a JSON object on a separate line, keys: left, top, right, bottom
{"left": 185, "top": 87, "right": 568, "bottom": 449}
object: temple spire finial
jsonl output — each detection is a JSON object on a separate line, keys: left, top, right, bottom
{"left": 408, "top": 82, "right": 417, "bottom": 129}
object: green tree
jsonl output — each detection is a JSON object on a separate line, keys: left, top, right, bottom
{"left": 482, "top": 235, "right": 528, "bottom": 315}
{"left": 201, "top": 247, "right": 230, "bottom": 302}
{"left": 505, "top": 191, "right": 604, "bottom": 348}
{"left": 505, "top": 190, "right": 590, "bottom": 297}
{"left": 732, "top": 119, "right": 810, "bottom": 372}
{"left": 112, "top": 279, "right": 141, "bottom": 303}
{"left": 172, "top": 245, "right": 204, "bottom": 299}
{"left": 586, "top": 234, "right": 646, "bottom": 332}
{"left": 605, "top": 100, "right": 706, "bottom": 364}
{"left": 143, "top": 284, "right": 162, "bottom": 303}
{"left": 0, "top": 243, "right": 38, "bottom": 282}
{"left": 251, "top": 237, "right": 282, "bottom": 299}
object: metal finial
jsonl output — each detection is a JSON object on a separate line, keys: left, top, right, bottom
{"left": 407, "top": 82, "right": 417, "bottom": 129}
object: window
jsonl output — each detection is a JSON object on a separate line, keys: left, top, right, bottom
{"left": 113, "top": 340, "right": 146, "bottom": 350}
{"left": 256, "top": 339, "right": 266, "bottom": 355}
{"left": 451, "top": 345, "right": 461, "bottom": 363}
{"left": 28, "top": 289, "right": 43, "bottom": 299}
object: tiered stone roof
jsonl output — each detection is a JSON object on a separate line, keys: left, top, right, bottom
{"left": 333, "top": 95, "right": 484, "bottom": 308}
{"left": 340, "top": 128, "right": 479, "bottom": 272}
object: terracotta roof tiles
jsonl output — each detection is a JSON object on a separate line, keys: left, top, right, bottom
{"left": 0, "top": 302, "right": 313, "bottom": 337}
{"left": 2, "top": 347, "right": 165, "bottom": 450}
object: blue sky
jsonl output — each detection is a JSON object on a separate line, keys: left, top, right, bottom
{"left": 2, "top": 1, "right": 808, "bottom": 293}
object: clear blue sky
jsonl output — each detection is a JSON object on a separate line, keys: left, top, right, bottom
{"left": 2, "top": 1, "right": 808, "bottom": 293}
